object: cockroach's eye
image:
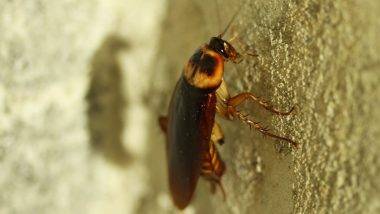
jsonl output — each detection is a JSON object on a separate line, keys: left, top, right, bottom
{"left": 219, "top": 44, "right": 226, "bottom": 54}
{"left": 223, "top": 42, "right": 229, "bottom": 52}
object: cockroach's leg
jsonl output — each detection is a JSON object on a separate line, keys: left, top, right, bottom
{"left": 214, "top": 179, "right": 226, "bottom": 201}
{"left": 158, "top": 116, "right": 168, "bottom": 133}
{"left": 215, "top": 84, "right": 297, "bottom": 147}
{"left": 158, "top": 116, "right": 170, "bottom": 152}
{"left": 235, "top": 39, "right": 258, "bottom": 58}
{"left": 210, "top": 182, "right": 217, "bottom": 194}
{"left": 211, "top": 122, "right": 224, "bottom": 145}
{"left": 228, "top": 107, "right": 297, "bottom": 148}
{"left": 216, "top": 80, "right": 233, "bottom": 119}
{"left": 216, "top": 81, "right": 294, "bottom": 116}
{"left": 201, "top": 139, "right": 227, "bottom": 199}
{"left": 227, "top": 93, "right": 295, "bottom": 116}
{"left": 228, "top": 29, "right": 258, "bottom": 59}
{"left": 204, "top": 175, "right": 226, "bottom": 201}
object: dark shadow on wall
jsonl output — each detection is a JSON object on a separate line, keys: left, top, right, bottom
{"left": 85, "top": 35, "right": 130, "bottom": 166}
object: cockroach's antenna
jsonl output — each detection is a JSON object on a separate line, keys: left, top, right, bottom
{"left": 218, "top": 0, "right": 247, "bottom": 38}
{"left": 215, "top": 0, "right": 222, "bottom": 33}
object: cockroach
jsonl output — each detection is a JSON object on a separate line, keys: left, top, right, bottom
{"left": 158, "top": 5, "right": 297, "bottom": 210}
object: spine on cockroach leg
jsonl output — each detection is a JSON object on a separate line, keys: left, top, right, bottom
{"left": 233, "top": 110, "right": 298, "bottom": 148}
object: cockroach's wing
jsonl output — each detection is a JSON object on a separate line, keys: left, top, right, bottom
{"left": 167, "top": 135, "right": 201, "bottom": 209}
{"left": 166, "top": 78, "right": 216, "bottom": 209}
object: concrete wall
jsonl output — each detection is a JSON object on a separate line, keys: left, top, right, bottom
{"left": 1, "top": 0, "right": 379, "bottom": 213}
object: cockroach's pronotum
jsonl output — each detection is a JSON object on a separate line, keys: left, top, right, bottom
{"left": 158, "top": 4, "right": 297, "bottom": 210}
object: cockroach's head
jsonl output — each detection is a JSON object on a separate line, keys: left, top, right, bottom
{"left": 208, "top": 36, "right": 240, "bottom": 63}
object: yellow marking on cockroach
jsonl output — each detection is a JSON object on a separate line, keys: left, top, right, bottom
{"left": 184, "top": 48, "right": 225, "bottom": 89}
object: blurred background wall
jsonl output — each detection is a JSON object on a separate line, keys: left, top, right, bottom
{"left": 0, "top": 0, "right": 167, "bottom": 213}
{"left": 1, "top": 0, "right": 380, "bottom": 213}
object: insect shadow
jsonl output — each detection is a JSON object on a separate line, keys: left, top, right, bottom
{"left": 85, "top": 34, "right": 130, "bottom": 166}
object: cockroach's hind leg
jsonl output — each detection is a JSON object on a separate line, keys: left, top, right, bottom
{"left": 229, "top": 107, "right": 298, "bottom": 148}
{"left": 227, "top": 92, "right": 295, "bottom": 116}
{"left": 207, "top": 180, "right": 226, "bottom": 201}
{"left": 217, "top": 180, "right": 226, "bottom": 201}
{"left": 158, "top": 116, "right": 168, "bottom": 133}
{"left": 211, "top": 122, "right": 225, "bottom": 145}
{"left": 210, "top": 182, "right": 216, "bottom": 194}
{"left": 207, "top": 177, "right": 226, "bottom": 200}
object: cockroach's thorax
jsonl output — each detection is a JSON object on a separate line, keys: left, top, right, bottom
{"left": 184, "top": 47, "right": 224, "bottom": 90}
{"left": 208, "top": 37, "right": 240, "bottom": 63}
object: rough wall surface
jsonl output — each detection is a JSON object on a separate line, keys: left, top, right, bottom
{"left": 153, "top": 0, "right": 380, "bottom": 213}
{"left": 1, "top": 0, "right": 379, "bottom": 213}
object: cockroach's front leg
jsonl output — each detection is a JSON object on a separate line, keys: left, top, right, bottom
{"left": 228, "top": 27, "right": 258, "bottom": 60}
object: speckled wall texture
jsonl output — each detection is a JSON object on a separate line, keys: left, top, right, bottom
{"left": 1, "top": 0, "right": 379, "bottom": 213}
{"left": 153, "top": 0, "right": 380, "bottom": 213}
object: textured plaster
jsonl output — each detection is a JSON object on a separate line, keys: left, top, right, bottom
{"left": 152, "top": 0, "right": 380, "bottom": 213}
